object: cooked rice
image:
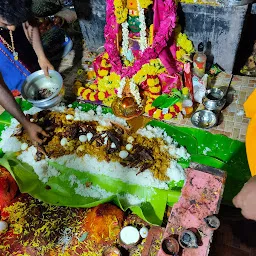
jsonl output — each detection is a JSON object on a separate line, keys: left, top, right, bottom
{"left": 0, "top": 106, "right": 189, "bottom": 195}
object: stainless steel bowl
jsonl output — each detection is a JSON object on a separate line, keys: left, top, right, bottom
{"left": 191, "top": 110, "right": 217, "bottom": 129}
{"left": 21, "top": 70, "right": 64, "bottom": 109}
{"left": 203, "top": 88, "right": 226, "bottom": 111}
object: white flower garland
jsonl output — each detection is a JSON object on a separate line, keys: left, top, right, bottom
{"left": 121, "top": 21, "right": 129, "bottom": 57}
{"left": 117, "top": 77, "right": 126, "bottom": 98}
{"left": 137, "top": 0, "right": 147, "bottom": 52}
{"left": 130, "top": 78, "right": 142, "bottom": 106}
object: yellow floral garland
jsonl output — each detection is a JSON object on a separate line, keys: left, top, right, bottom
{"left": 174, "top": 26, "right": 194, "bottom": 63}
{"left": 138, "top": 0, "right": 153, "bottom": 8}
{"left": 114, "top": 0, "right": 128, "bottom": 24}
{"left": 133, "top": 59, "right": 166, "bottom": 84}
{"left": 114, "top": 0, "right": 153, "bottom": 24}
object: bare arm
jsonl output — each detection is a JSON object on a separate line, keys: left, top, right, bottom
{"left": 22, "top": 21, "right": 54, "bottom": 76}
{"left": 233, "top": 176, "right": 256, "bottom": 220}
{"left": 0, "top": 75, "right": 48, "bottom": 144}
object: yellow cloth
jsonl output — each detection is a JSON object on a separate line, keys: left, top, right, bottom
{"left": 244, "top": 89, "right": 256, "bottom": 118}
{"left": 244, "top": 89, "right": 256, "bottom": 176}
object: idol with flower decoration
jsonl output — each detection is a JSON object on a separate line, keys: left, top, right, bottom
{"left": 75, "top": 0, "right": 195, "bottom": 121}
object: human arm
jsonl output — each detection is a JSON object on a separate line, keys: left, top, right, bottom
{"left": 233, "top": 175, "right": 256, "bottom": 220}
{"left": 0, "top": 75, "right": 48, "bottom": 144}
{"left": 22, "top": 21, "right": 54, "bottom": 76}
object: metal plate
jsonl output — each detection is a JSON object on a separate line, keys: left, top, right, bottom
{"left": 191, "top": 110, "right": 217, "bottom": 129}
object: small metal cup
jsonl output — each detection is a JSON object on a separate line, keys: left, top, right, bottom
{"left": 203, "top": 88, "right": 226, "bottom": 111}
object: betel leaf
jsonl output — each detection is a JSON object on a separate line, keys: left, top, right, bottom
{"left": 152, "top": 94, "right": 169, "bottom": 108}
{"left": 171, "top": 88, "right": 182, "bottom": 98}
{"left": 159, "top": 96, "right": 180, "bottom": 109}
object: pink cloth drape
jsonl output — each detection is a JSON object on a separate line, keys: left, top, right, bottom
{"left": 153, "top": 0, "right": 178, "bottom": 75}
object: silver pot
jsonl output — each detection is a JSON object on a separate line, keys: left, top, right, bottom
{"left": 202, "top": 88, "right": 226, "bottom": 111}
{"left": 21, "top": 70, "right": 64, "bottom": 109}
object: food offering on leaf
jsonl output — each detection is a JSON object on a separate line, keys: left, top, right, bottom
{"left": 0, "top": 106, "right": 189, "bottom": 204}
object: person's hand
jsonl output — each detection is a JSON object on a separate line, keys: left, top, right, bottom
{"left": 38, "top": 57, "right": 54, "bottom": 77}
{"left": 23, "top": 122, "right": 49, "bottom": 145}
{"left": 233, "top": 176, "right": 256, "bottom": 220}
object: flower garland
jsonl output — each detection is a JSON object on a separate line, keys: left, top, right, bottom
{"left": 117, "top": 77, "right": 126, "bottom": 98}
{"left": 114, "top": 0, "right": 128, "bottom": 24}
{"left": 175, "top": 27, "right": 194, "bottom": 63}
{"left": 105, "top": 0, "right": 177, "bottom": 79}
{"left": 113, "top": 0, "right": 153, "bottom": 23}
{"left": 121, "top": 22, "right": 129, "bottom": 57}
{"left": 138, "top": 0, "right": 153, "bottom": 8}
{"left": 129, "top": 78, "right": 142, "bottom": 106}
{"left": 133, "top": 59, "right": 166, "bottom": 84}
{"left": 137, "top": 0, "right": 147, "bottom": 52}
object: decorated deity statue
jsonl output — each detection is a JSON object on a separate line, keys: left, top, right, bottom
{"left": 116, "top": 0, "right": 154, "bottom": 67}
{"left": 75, "top": 0, "right": 195, "bottom": 121}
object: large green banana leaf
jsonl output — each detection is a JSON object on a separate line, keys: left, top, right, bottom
{"left": 0, "top": 100, "right": 251, "bottom": 221}
{"left": 0, "top": 101, "right": 181, "bottom": 225}
{"left": 0, "top": 153, "right": 180, "bottom": 225}
{"left": 147, "top": 120, "right": 251, "bottom": 204}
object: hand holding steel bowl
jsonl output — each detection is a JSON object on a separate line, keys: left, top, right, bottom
{"left": 21, "top": 70, "right": 65, "bottom": 109}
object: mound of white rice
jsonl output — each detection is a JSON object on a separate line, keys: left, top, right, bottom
{"left": 0, "top": 106, "right": 189, "bottom": 205}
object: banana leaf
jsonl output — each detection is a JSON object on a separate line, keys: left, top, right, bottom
{"left": 0, "top": 153, "right": 180, "bottom": 225}
{"left": 147, "top": 120, "right": 251, "bottom": 204}
{"left": 0, "top": 100, "right": 250, "bottom": 210}
{"left": 0, "top": 100, "right": 182, "bottom": 225}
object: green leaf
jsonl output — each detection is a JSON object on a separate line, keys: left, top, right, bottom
{"left": 0, "top": 153, "right": 179, "bottom": 225}
{"left": 0, "top": 100, "right": 251, "bottom": 207}
{"left": 159, "top": 96, "right": 180, "bottom": 109}
{"left": 190, "top": 154, "right": 225, "bottom": 169}
{"left": 152, "top": 94, "right": 169, "bottom": 108}
{"left": 171, "top": 89, "right": 182, "bottom": 98}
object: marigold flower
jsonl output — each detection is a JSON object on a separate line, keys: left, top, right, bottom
{"left": 82, "top": 89, "right": 92, "bottom": 99}
{"left": 149, "top": 85, "right": 161, "bottom": 94}
{"left": 89, "top": 84, "right": 98, "bottom": 90}
{"left": 153, "top": 109, "right": 162, "bottom": 119}
{"left": 89, "top": 92, "right": 97, "bottom": 101}
{"left": 98, "top": 69, "right": 109, "bottom": 77}
{"left": 164, "top": 113, "right": 173, "bottom": 120}
{"left": 77, "top": 87, "right": 85, "bottom": 96}
{"left": 145, "top": 103, "right": 155, "bottom": 112}
{"left": 98, "top": 91, "right": 106, "bottom": 101}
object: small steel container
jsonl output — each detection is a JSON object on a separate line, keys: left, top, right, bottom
{"left": 191, "top": 110, "right": 218, "bottom": 129}
{"left": 203, "top": 88, "right": 226, "bottom": 111}
{"left": 21, "top": 70, "right": 64, "bottom": 109}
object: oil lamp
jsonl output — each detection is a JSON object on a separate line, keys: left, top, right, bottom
{"left": 112, "top": 82, "right": 145, "bottom": 120}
